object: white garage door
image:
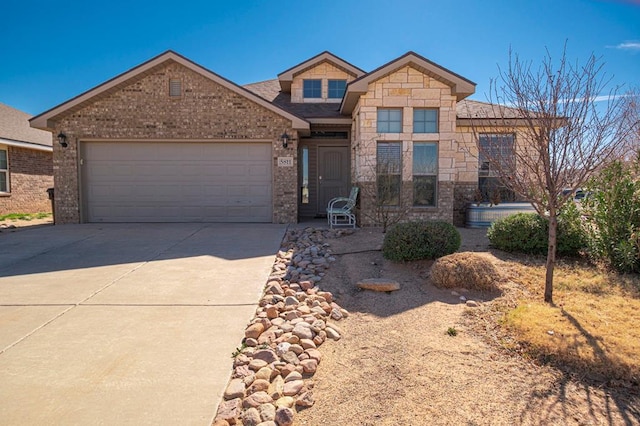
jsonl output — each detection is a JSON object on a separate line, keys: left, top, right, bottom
{"left": 82, "top": 142, "right": 272, "bottom": 222}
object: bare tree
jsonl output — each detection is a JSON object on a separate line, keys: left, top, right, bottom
{"left": 470, "top": 45, "right": 636, "bottom": 303}
{"left": 617, "top": 88, "right": 640, "bottom": 159}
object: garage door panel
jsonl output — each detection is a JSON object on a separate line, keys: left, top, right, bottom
{"left": 83, "top": 142, "right": 273, "bottom": 222}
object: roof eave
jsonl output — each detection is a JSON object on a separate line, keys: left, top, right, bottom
{"left": 339, "top": 52, "right": 477, "bottom": 114}
{"left": 339, "top": 90, "right": 366, "bottom": 115}
{"left": 307, "top": 117, "right": 352, "bottom": 125}
{"left": 30, "top": 51, "right": 309, "bottom": 132}
{"left": 0, "top": 137, "right": 53, "bottom": 152}
{"left": 456, "top": 118, "right": 540, "bottom": 126}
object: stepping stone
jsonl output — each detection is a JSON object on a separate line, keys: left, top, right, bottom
{"left": 357, "top": 278, "right": 400, "bottom": 292}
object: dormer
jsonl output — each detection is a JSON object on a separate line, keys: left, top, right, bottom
{"left": 277, "top": 51, "right": 365, "bottom": 103}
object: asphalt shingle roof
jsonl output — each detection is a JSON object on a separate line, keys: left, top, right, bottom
{"left": 0, "top": 102, "right": 52, "bottom": 146}
{"left": 456, "top": 99, "right": 525, "bottom": 119}
{"left": 243, "top": 80, "right": 522, "bottom": 121}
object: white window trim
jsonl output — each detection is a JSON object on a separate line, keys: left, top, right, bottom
{"left": 0, "top": 145, "right": 9, "bottom": 194}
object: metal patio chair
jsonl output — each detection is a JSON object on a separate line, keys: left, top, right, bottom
{"left": 327, "top": 187, "right": 359, "bottom": 229}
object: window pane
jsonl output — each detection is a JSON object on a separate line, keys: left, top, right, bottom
{"left": 303, "top": 79, "right": 322, "bottom": 98}
{"left": 377, "top": 109, "right": 402, "bottom": 133}
{"left": 413, "top": 175, "right": 436, "bottom": 206}
{"left": 377, "top": 175, "right": 401, "bottom": 206}
{"left": 0, "top": 171, "right": 6, "bottom": 192}
{"left": 328, "top": 80, "right": 346, "bottom": 98}
{"left": 0, "top": 150, "right": 7, "bottom": 169}
{"left": 478, "top": 134, "right": 516, "bottom": 203}
{"left": 479, "top": 177, "right": 517, "bottom": 203}
{"left": 301, "top": 146, "right": 309, "bottom": 204}
{"left": 478, "top": 134, "right": 514, "bottom": 175}
{"left": 413, "top": 109, "right": 438, "bottom": 133}
{"left": 413, "top": 143, "right": 437, "bottom": 175}
{"left": 377, "top": 142, "right": 402, "bottom": 206}
{"left": 377, "top": 142, "right": 401, "bottom": 174}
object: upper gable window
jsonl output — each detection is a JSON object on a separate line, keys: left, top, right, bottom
{"left": 303, "top": 79, "right": 322, "bottom": 98}
{"left": 414, "top": 109, "right": 438, "bottom": 133}
{"left": 377, "top": 109, "right": 402, "bottom": 133}
{"left": 328, "top": 80, "right": 347, "bottom": 99}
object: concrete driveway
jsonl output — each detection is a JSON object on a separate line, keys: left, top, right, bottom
{"left": 0, "top": 223, "right": 286, "bottom": 425}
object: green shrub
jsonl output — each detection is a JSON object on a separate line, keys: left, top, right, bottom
{"left": 487, "top": 205, "right": 586, "bottom": 256}
{"left": 557, "top": 201, "right": 587, "bottom": 256}
{"left": 487, "top": 213, "right": 548, "bottom": 254}
{"left": 582, "top": 158, "right": 640, "bottom": 273}
{"left": 382, "top": 221, "right": 461, "bottom": 261}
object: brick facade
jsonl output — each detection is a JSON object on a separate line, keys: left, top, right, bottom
{"left": 0, "top": 146, "right": 53, "bottom": 215}
{"left": 33, "top": 51, "right": 516, "bottom": 227}
{"left": 52, "top": 61, "right": 297, "bottom": 224}
{"left": 453, "top": 182, "right": 478, "bottom": 226}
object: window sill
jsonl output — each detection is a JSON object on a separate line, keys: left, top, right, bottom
{"left": 0, "top": 192, "right": 11, "bottom": 197}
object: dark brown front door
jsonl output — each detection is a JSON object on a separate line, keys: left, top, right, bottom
{"left": 317, "top": 146, "right": 350, "bottom": 216}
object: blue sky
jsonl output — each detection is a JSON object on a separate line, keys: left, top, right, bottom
{"left": 1, "top": 0, "right": 638, "bottom": 115}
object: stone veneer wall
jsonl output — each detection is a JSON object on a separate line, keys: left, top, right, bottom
{"left": 0, "top": 146, "right": 53, "bottom": 215}
{"left": 52, "top": 61, "right": 296, "bottom": 224}
{"left": 453, "top": 124, "right": 537, "bottom": 226}
{"left": 290, "top": 62, "right": 357, "bottom": 103}
{"left": 353, "top": 65, "right": 478, "bottom": 225}
{"left": 356, "top": 181, "right": 455, "bottom": 227}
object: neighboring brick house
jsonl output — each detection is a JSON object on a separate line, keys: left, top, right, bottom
{"left": 0, "top": 102, "right": 53, "bottom": 215}
{"left": 30, "top": 50, "right": 519, "bottom": 225}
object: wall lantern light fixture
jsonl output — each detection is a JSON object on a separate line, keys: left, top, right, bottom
{"left": 57, "top": 132, "right": 68, "bottom": 148}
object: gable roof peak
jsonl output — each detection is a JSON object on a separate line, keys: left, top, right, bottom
{"left": 340, "top": 50, "right": 477, "bottom": 114}
{"left": 277, "top": 51, "right": 365, "bottom": 93}
{"left": 30, "top": 50, "right": 309, "bottom": 132}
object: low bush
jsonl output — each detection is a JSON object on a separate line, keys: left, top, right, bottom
{"left": 487, "top": 213, "right": 548, "bottom": 255}
{"left": 382, "top": 220, "right": 461, "bottom": 261}
{"left": 487, "top": 205, "right": 586, "bottom": 256}
{"left": 430, "top": 252, "right": 502, "bottom": 291}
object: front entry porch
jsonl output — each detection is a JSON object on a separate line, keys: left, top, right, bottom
{"left": 298, "top": 133, "right": 351, "bottom": 219}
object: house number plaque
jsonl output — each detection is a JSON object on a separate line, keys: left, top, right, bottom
{"left": 277, "top": 157, "right": 294, "bottom": 167}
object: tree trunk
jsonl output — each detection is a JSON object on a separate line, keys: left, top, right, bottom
{"left": 545, "top": 212, "right": 558, "bottom": 304}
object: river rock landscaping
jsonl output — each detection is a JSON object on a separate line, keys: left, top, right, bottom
{"left": 215, "top": 226, "right": 639, "bottom": 425}
{"left": 214, "top": 227, "right": 351, "bottom": 426}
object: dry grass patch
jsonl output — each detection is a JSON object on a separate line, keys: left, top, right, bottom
{"left": 500, "top": 258, "right": 640, "bottom": 383}
{"left": 431, "top": 252, "right": 503, "bottom": 291}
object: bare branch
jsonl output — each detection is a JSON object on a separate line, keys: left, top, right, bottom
{"left": 467, "top": 44, "right": 631, "bottom": 303}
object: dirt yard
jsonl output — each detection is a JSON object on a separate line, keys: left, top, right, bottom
{"left": 0, "top": 216, "right": 53, "bottom": 233}
{"left": 295, "top": 227, "right": 640, "bottom": 425}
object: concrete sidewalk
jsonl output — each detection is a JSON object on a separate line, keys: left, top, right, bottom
{"left": 0, "top": 223, "right": 286, "bottom": 425}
